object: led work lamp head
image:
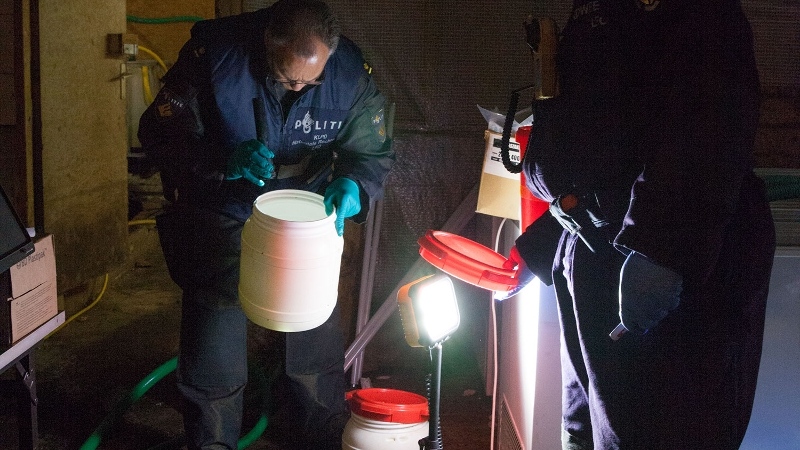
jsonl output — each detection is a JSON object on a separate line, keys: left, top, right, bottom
{"left": 398, "top": 274, "right": 461, "bottom": 348}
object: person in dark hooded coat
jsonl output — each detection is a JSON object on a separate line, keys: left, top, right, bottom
{"left": 508, "top": 1, "right": 775, "bottom": 448}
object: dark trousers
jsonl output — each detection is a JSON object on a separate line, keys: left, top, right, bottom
{"left": 553, "top": 181, "right": 775, "bottom": 450}
{"left": 157, "top": 204, "right": 348, "bottom": 450}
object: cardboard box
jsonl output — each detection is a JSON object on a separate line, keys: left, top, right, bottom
{"left": 0, "top": 234, "right": 58, "bottom": 349}
{"left": 476, "top": 130, "right": 522, "bottom": 220}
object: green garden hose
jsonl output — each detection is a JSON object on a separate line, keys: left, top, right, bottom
{"left": 126, "top": 15, "right": 205, "bottom": 24}
{"left": 79, "top": 356, "right": 269, "bottom": 450}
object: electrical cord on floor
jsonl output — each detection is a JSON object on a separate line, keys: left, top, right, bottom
{"left": 44, "top": 273, "right": 108, "bottom": 341}
{"left": 489, "top": 217, "right": 508, "bottom": 450}
{"left": 45, "top": 219, "right": 157, "bottom": 340}
{"left": 490, "top": 288, "right": 500, "bottom": 450}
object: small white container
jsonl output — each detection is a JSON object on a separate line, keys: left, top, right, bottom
{"left": 239, "top": 190, "right": 343, "bottom": 332}
{"left": 343, "top": 388, "right": 430, "bottom": 450}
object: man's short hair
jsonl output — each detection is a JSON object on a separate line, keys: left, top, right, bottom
{"left": 265, "top": 0, "right": 341, "bottom": 57}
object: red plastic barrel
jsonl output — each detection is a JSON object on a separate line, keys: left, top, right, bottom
{"left": 343, "top": 388, "right": 430, "bottom": 449}
{"left": 347, "top": 388, "right": 429, "bottom": 424}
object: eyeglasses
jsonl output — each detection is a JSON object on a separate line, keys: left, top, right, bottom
{"left": 267, "top": 72, "right": 325, "bottom": 88}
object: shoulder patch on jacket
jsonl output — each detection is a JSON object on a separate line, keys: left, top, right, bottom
{"left": 373, "top": 108, "right": 385, "bottom": 138}
{"left": 152, "top": 80, "right": 198, "bottom": 122}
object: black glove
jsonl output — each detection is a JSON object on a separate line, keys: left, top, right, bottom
{"left": 618, "top": 251, "right": 683, "bottom": 335}
{"left": 494, "top": 246, "right": 536, "bottom": 300}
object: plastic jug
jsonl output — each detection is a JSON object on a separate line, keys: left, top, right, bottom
{"left": 239, "top": 190, "right": 343, "bottom": 332}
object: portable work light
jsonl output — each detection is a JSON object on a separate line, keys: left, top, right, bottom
{"left": 397, "top": 273, "right": 461, "bottom": 449}
{"left": 397, "top": 274, "right": 460, "bottom": 348}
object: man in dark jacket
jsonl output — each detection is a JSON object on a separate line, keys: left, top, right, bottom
{"left": 138, "top": 1, "right": 394, "bottom": 448}
{"left": 509, "top": 1, "right": 775, "bottom": 448}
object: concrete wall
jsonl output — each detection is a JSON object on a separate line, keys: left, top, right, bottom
{"left": 31, "top": 0, "right": 214, "bottom": 292}
{"left": 36, "top": 1, "right": 130, "bottom": 291}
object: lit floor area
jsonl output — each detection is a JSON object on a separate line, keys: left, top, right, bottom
{"left": 0, "top": 175, "right": 493, "bottom": 450}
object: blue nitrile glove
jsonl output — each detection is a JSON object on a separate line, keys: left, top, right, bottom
{"left": 494, "top": 246, "right": 536, "bottom": 300}
{"left": 323, "top": 178, "right": 361, "bottom": 236}
{"left": 225, "top": 139, "right": 275, "bottom": 187}
{"left": 618, "top": 251, "right": 683, "bottom": 335}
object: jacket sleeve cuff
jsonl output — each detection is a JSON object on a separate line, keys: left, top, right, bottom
{"left": 514, "top": 214, "right": 564, "bottom": 286}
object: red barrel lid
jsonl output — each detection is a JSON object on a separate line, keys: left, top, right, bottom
{"left": 346, "top": 388, "right": 429, "bottom": 424}
{"left": 418, "top": 230, "right": 519, "bottom": 292}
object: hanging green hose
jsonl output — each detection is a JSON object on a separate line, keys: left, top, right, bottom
{"left": 79, "top": 356, "right": 270, "bottom": 450}
{"left": 127, "top": 15, "right": 205, "bottom": 24}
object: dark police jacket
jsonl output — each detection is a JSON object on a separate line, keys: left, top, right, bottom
{"left": 516, "top": 0, "right": 765, "bottom": 285}
{"left": 138, "top": 8, "right": 395, "bottom": 223}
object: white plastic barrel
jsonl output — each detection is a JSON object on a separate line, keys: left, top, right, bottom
{"left": 342, "top": 388, "right": 430, "bottom": 450}
{"left": 239, "top": 189, "right": 343, "bottom": 332}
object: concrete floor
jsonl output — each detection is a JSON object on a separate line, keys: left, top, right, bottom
{"left": 0, "top": 175, "right": 493, "bottom": 449}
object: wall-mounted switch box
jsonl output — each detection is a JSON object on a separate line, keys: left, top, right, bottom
{"left": 106, "top": 33, "right": 138, "bottom": 59}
